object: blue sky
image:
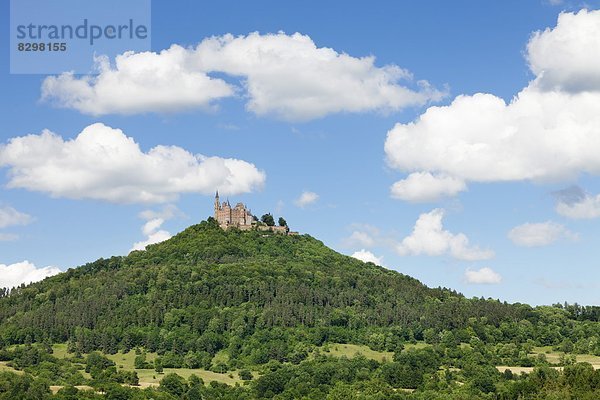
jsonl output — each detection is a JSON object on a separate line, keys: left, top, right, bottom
{"left": 1, "top": 0, "right": 600, "bottom": 305}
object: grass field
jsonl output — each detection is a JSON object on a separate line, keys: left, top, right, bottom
{"left": 404, "top": 342, "right": 431, "bottom": 350}
{"left": 136, "top": 368, "right": 244, "bottom": 387}
{"left": 529, "top": 346, "right": 600, "bottom": 368}
{"left": 50, "top": 344, "right": 245, "bottom": 386}
{"left": 319, "top": 343, "right": 394, "bottom": 362}
{"left": 0, "top": 361, "right": 22, "bottom": 374}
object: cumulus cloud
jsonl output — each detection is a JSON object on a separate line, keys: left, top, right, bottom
{"left": 0, "top": 123, "right": 266, "bottom": 204}
{"left": 385, "top": 10, "right": 600, "bottom": 201}
{"left": 41, "top": 46, "right": 234, "bottom": 115}
{"left": 294, "top": 191, "right": 319, "bottom": 208}
{"left": 0, "top": 233, "right": 19, "bottom": 241}
{"left": 130, "top": 205, "right": 180, "bottom": 252}
{"left": 42, "top": 32, "right": 445, "bottom": 121}
{"left": 342, "top": 230, "right": 376, "bottom": 248}
{"left": 0, "top": 206, "right": 33, "bottom": 228}
{"left": 0, "top": 261, "right": 61, "bottom": 289}
{"left": 139, "top": 204, "right": 183, "bottom": 221}
{"left": 390, "top": 172, "right": 467, "bottom": 202}
{"left": 464, "top": 267, "right": 502, "bottom": 284}
{"left": 508, "top": 221, "right": 576, "bottom": 247}
{"left": 130, "top": 218, "right": 172, "bottom": 252}
{"left": 396, "top": 209, "right": 494, "bottom": 261}
{"left": 351, "top": 249, "right": 383, "bottom": 265}
{"left": 527, "top": 10, "right": 600, "bottom": 92}
{"left": 554, "top": 186, "right": 600, "bottom": 219}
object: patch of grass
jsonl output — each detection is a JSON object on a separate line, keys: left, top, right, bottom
{"left": 48, "top": 345, "right": 243, "bottom": 386}
{"left": 104, "top": 350, "right": 157, "bottom": 369}
{"left": 212, "top": 349, "right": 230, "bottom": 365}
{"left": 319, "top": 343, "right": 394, "bottom": 362}
{"left": 404, "top": 342, "right": 430, "bottom": 350}
{"left": 51, "top": 343, "right": 70, "bottom": 359}
{"left": 529, "top": 346, "right": 600, "bottom": 367}
{"left": 0, "top": 361, "right": 22, "bottom": 374}
{"left": 136, "top": 368, "right": 243, "bottom": 386}
{"left": 496, "top": 366, "right": 563, "bottom": 374}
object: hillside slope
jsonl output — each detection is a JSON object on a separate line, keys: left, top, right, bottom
{"left": 0, "top": 219, "right": 527, "bottom": 355}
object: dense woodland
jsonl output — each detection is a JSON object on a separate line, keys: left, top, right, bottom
{"left": 1, "top": 218, "right": 600, "bottom": 399}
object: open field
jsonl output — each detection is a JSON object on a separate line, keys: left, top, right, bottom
{"left": 530, "top": 346, "right": 600, "bottom": 368}
{"left": 49, "top": 385, "right": 94, "bottom": 394}
{"left": 404, "top": 342, "right": 431, "bottom": 350}
{"left": 0, "top": 361, "right": 22, "bottom": 374}
{"left": 136, "top": 368, "right": 245, "bottom": 386}
{"left": 51, "top": 344, "right": 247, "bottom": 386}
{"left": 320, "top": 343, "right": 394, "bottom": 362}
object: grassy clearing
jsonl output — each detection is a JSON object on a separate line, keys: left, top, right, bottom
{"left": 136, "top": 368, "right": 244, "bottom": 386}
{"left": 529, "top": 346, "right": 600, "bottom": 368}
{"left": 51, "top": 344, "right": 244, "bottom": 386}
{"left": 49, "top": 385, "right": 94, "bottom": 394}
{"left": 105, "top": 350, "right": 158, "bottom": 369}
{"left": 496, "top": 366, "right": 564, "bottom": 374}
{"left": 0, "top": 361, "right": 22, "bottom": 374}
{"left": 404, "top": 341, "right": 430, "bottom": 350}
{"left": 320, "top": 343, "right": 394, "bottom": 362}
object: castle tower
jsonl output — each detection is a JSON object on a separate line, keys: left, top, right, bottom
{"left": 214, "top": 190, "right": 220, "bottom": 218}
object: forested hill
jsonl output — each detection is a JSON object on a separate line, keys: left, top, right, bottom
{"left": 0, "top": 217, "right": 592, "bottom": 357}
{"left": 0, "top": 218, "right": 523, "bottom": 350}
{"left": 5, "top": 219, "right": 600, "bottom": 398}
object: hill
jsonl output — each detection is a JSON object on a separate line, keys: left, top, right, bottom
{"left": 0, "top": 218, "right": 523, "bottom": 352}
{"left": 1, "top": 219, "right": 600, "bottom": 399}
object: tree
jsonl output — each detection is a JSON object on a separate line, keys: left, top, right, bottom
{"left": 278, "top": 217, "right": 287, "bottom": 227}
{"left": 261, "top": 214, "right": 275, "bottom": 226}
{"left": 155, "top": 359, "right": 164, "bottom": 374}
{"left": 239, "top": 369, "right": 253, "bottom": 380}
{"left": 159, "top": 373, "right": 187, "bottom": 397}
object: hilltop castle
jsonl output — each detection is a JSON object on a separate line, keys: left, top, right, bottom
{"left": 213, "top": 191, "right": 296, "bottom": 234}
{"left": 214, "top": 191, "right": 255, "bottom": 228}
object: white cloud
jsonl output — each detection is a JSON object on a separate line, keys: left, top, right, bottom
{"left": 41, "top": 46, "right": 234, "bottom": 115}
{"left": 390, "top": 172, "right": 466, "bottom": 202}
{"left": 42, "top": 32, "right": 445, "bottom": 121}
{"left": 130, "top": 206, "right": 181, "bottom": 252}
{"left": 0, "top": 123, "right": 266, "bottom": 204}
{"left": 342, "top": 231, "right": 376, "bottom": 248}
{"left": 527, "top": 10, "right": 600, "bottom": 92}
{"left": 385, "top": 10, "right": 600, "bottom": 201}
{"left": 142, "top": 218, "right": 165, "bottom": 236}
{"left": 139, "top": 204, "right": 182, "bottom": 221}
{"left": 351, "top": 249, "right": 383, "bottom": 265}
{"left": 508, "top": 221, "right": 575, "bottom": 247}
{"left": 0, "top": 261, "right": 61, "bottom": 289}
{"left": 464, "top": 267, "right": 502, "bottom": 284}
{"left": 0, "top": 206, "right": 33, "bottom": 228}
{"left": 554, "top": 186, "right": 600, "bottom": 219}
{"left": 130, "top": 228, "right": 172, "bottom": 252}
{"left": 0, "top": 233, "right": 19, "bottom": 241}
{"left": 294, "top": 191, "right": 319, "bottom": 208}
{"left": 194, "top": 32, "right": 445, "bottom": 121}
{"left": 396, "top": 209, "right": 494, "bottom": 261}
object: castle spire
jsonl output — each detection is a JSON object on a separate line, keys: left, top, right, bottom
{"left": 214, "top": 190, "right": 220, "bottom": 215}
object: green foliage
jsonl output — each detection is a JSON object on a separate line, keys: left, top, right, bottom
{"left": 1, "top": 221, "right": 600, "bottom": 398}
{"left": 260, "top": 213, "right": 275, "bottom": 226}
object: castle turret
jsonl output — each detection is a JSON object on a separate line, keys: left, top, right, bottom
{"left": 214, "top": 191, "right": 220, "bottom": 218}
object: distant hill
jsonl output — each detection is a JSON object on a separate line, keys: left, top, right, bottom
{"left": 0, "top": 218, "right": 530, "bottom": 355}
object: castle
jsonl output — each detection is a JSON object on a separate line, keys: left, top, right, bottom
{"left": 213, "top": 191, "right": 295, "bottom": 234}
{"left": 214, "top": 191, "right": 255, "bottom": 228}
